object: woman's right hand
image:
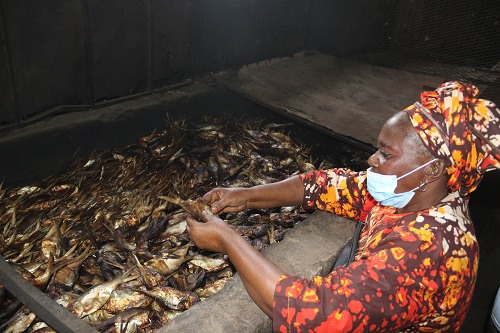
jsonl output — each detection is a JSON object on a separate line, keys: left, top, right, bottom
{"left": 202, "top": 187, "right": 249, "bottom": 214}
{"left": 203, "top": 175, "right": 304, "bottom": 214}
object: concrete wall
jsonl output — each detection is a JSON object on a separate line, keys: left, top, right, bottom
{"left": 1, "top": 1, "right": 498, "bottom": 128}
{"left": 0, "top": 0, "right": 383, "bottom": 127}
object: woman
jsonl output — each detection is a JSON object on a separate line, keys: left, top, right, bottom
{"left": 186, "top": 81, "right": 500, "bottom": 332}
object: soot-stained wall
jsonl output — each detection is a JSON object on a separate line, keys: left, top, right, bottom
{"left": 0, "top": 0, "right": 381, "bottom": 127}
{"left": 1, "top": 1, "right": 498, "bottom": 128}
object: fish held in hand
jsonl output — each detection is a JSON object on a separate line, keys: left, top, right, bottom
{"left": 159, "top": 196, "right": 214, "bottom": 220}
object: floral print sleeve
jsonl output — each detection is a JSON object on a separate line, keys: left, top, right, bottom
{"left": 273, "top": 191, "right": 479, "bottom": 332}
{"left": 299, "top": 168, "right": 374, "bottom": 221}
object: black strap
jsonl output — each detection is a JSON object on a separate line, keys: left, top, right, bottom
{"left": 332, "top": 221, "right": 365, "bottom": 269}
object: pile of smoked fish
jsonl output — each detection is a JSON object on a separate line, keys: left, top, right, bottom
{"left": 0, "top": 115, "right": 364, "bottom": 332}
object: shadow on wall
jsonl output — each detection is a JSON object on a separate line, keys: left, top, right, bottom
{"left": 463, "top": 170, "right": 500, "bottom": 333}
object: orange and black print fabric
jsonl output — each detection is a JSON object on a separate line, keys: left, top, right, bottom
{"left": 273, "top": 169, "right": 478, "bottom": 332}
{"left": 404, "top": 81, "right": 500, "bottom": 196}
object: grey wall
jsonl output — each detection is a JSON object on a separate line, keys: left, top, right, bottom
{"left": 0, "top": 0, "right": 385, "bottom": 128}
{"left": 2, "top": 0, "right": 497, "bottom": 128}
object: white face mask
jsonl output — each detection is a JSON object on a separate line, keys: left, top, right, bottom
{"left": 366, "top": 158, "right": 438, "bottom": 208}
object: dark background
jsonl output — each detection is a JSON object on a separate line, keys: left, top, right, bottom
{"left": 1, "top": 0, "right": 499, "bottom": 127}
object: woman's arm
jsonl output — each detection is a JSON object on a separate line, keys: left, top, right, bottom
{"left": 203, "top": 175, "right": 304, "bottom": 214}
{"left": 187, "top": 175, "right": 303, "bottom": 315}
{"left": 186, "top": 212, "right": 284, "bottom": 317}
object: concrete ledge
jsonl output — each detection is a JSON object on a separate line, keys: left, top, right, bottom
{"left": 159, "top": 211, "right": 357, "bottom": 333}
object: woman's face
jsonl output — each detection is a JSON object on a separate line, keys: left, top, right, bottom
{"left": 368, "top": 113, "right": 432, "bottom": 194}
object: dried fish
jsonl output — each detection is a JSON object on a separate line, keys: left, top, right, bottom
{"left": 104, "top": 225, "right": 136, "bottom": 252}
{"left": 92, "top": 308, "right": 151, "bottom": 333}
{"left": 83, "top": 309, "right": 116, "bottom": 323}
{"left": 54, "top": 290, "right": 81, "bottom": 308}
{"left": 32, "top": 327, "right": 58, "bottom": 333}
{"left": 30, "top": 252, "right": 54, "bottom": 290}
{"left": 144, "top": 244, "right": 190, "bottom": 276}
{"left": 195, "top": 278, "right": 230, "bottom": 299}
{"left": 100, "top": 288, "right": 153, "bottom": 314}
{"left": 53, "top": 244, "right": 95, "bottom": 288}
{"left": 0, "top": 115, "right": 368, "bottom": 331}
{"left": 75, "top": 273, "right": 106, "bottom": 289}
{"left": 135, "top": 285, "right": 199, "bottom": 311}
{"left": 150, "top": 310, "right": 182, "bottom": 329}
{"left": 30, "top": 322, "right": 58, "bottom": 333}
{"left": 189, "top": 254, "right": 228, "bottom": 272}
{"left": 130, "top": 253, "right": 168, "bottom": 289}
{"left": 152, "top": 219, "right": 187, "bottom": 246}
{"left": 2, "top": 306, "right": 36, "bottom": 333}
{"left": 41, "top": 219, "right": 63, "bottom": 260}
{"left": 159, "top": 196, "right": 214, "bottom": 220}
{"left": 68, "top": 270, "right": 138, "bottom": 318}
{"left": 168, "top": 263, "right": 205, "bottom": 292}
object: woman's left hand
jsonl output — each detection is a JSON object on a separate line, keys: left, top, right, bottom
{"left": 186, "top": 211, "right": 285, "bottom": 318}
{"left": 186, "top": 211, "right": 237, "bottom": 254}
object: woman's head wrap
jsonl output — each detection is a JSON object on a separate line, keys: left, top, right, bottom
{"left": 404, "top": 80, "right": 500, "bottom": 196}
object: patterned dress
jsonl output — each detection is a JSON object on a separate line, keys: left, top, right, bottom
{"left": 273, "top": 168, "right": 479, "bottom": 333}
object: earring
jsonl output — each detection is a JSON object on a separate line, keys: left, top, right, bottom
{"left": 418, "top": 181, "right": 428, "bottom": 192}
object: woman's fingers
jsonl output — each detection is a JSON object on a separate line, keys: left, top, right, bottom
{"left": 186, "top": 212, "right": 228, "bottom": 253}
{"left": 203, "top": 188, "right": 244, "bottom": 214}
{"left": 202, "top": 189, "right": 225, "bottom": 214}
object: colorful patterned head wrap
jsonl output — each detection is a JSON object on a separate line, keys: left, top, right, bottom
{"left": 404, "top": 81, "right": 500, "bottom": 196}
